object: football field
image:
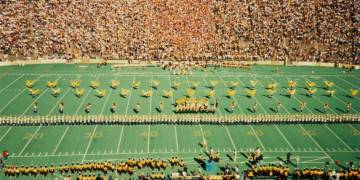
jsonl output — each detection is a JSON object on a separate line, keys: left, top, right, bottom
{"left": 0, "top": 64, "right": 359, "bottom": 178}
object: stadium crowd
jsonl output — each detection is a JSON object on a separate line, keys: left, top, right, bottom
{"left": 1, "top": 0, "right": 358, "bottom": 64}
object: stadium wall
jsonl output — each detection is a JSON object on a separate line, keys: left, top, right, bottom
{"left": 0, "top": 59, "right": 358, "bottom": 69}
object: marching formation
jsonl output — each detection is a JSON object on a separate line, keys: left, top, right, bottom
{"left": 23, "top": 77, "right": 358, "bottom": 117}
{"left": 0, "top": 113, "right": 359, "bottom": 126}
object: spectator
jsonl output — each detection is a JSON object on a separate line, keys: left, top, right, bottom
{"left": 0, "top": 1, "right": 358, "bottom": 64}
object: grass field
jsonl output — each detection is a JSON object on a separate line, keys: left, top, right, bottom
{"left": 0, "top": 64, "right": 359, "bottom": 179}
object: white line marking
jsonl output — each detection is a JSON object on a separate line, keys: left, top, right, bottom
{"left": 18, "top": 125, "right": 42, "bottom": 156}
{"left": 147, "top": 125, "right": 151, "bottom": 153}
{"left": 184, "top": 76, "right": 208, "bottom": 145}
{"left": 81, "top": 125, "right": 98, "bottom": 162}
{"left": 300, "top": 156, "right": 329, "bottom": 163}
{"left": 100, "top": 73, "right": 120, "bottom": 114}
{"left": 301, "top": 76, "right": 337, "bottom": 114}
{"left": 348, "top": 124, "right": 360, "bottom": 132}
{"left": 0, "top": 127, "right": 13, "bottom": 144}
{"left": 47, "top": 87, "right": 72, "bottom": 115}
{"left": 174, "top": 125, "right": 179, "bottom": 153}
{"left": 336, "top": 76, "right": 360, "bottom": 90}
{"left": 269, "top": 76, "right": 336, "bottom": 162}
{"left": 149, "top": 76, "right": 153, "bottom": 115}
{"left": 298, "top": 124, "right": 334, "bottom": 162}
{"left": 0, "top": 75, "right": 24, "bottom": 95}
{"left": 8, "top": 149, "right": 360, "bottom": 158}
{"left": 219, "top": 76, "right": 244, "bottom": 114}
{"left": 51, "top": 126, "right": 70, "bottom": 155}
{"left": 225, "top": 126, "right": 237, "bottom": 150}
{"left": 74, "top": 76, "right": 101, "bottom": 114}
{"left": 125, "top": 76, "right": 136, "bottom": 114}
{"left": 275, "top": 125, "right": 295, "bottom": 151}
{"left": 116, "top": 126, "right": 124, "bottom": 153}
{"left": 249, "top": 125, "right": 266, "bottom": 150}
{"left": 251, "top": 76, "right": 296, "bottom": 152}
{"left": 21, "top": 76, "right": 63, "bottom": 116}
{"left": 0, "top": 76, "right": 43, "bottom": 113}
{"left": 324, "top": 125, "right": 353, "bottom": 151}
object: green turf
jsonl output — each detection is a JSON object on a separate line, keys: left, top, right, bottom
{"left": 0, "top": 64, "right": 359, "bottom": 179}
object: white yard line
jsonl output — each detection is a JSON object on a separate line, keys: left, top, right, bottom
{"left": 200, "top": 76, "right": 223, "bottom": 115}
{"left": 100, "top": 73, "right": 120, "bottom": 114}
{"left": 47, "top": 88, "right": 72, "bottom": 115}
{"left": 49, "top": 75, "right": 83, "bottom": 156}
{"left": 198, "top": 124, "right": 206, "bottom": 143}
{"left": 147, "top": 76, "right": 153, "bottom": 154}
{"left": 125, "top": 76, "right": 136, "bottom": 114}
{"left": 253, "top": 76, "right": 296, "bottom": 151}
{"left": 0, "top": 127, "right": 13, "bottom": 144}
{"left": 298, "top": 124, "right": 334, "bottom": 162}
{"left": 9, "top": 149, "right": 360, "bottom": 158}
{"left": 21, "top": 76, "right": 63, "bottom": 116}
{"left": 168, "top": 76, "right": 174, "bottom": 114}
{"left": 51, "top": 126, "right": 70, "bottom": 155}
{"left": 225, "top": 126, "right": 237, "bottom": 151}
{"left": 6, "top": 72, "right": 357, "bottom": 78}
{"left": 336, "top": 76, "right": 360, "bottom": 90}
{"left": 347, "top": 124, "right": 360, "bottom": 132}
{"left": 268, "top": 76, "right": 335, "bottom": 162}
{"left": 298, "top": 76, "right": 336, "bottom": 114}
{"left": 147, "top": 125, "right": 151, "bottom": 153}
{"left": 317, "top": 76, "right": 360, "bottom": 109}
{"left": 235, "top": 76, "right": 267, "bottom": 151}
{"left": 169, "top": 77, "right": 179, "bottom": 153}
{"left": 0, "top": 75, "right": 43, "bottom": 114}
{"left": 47, "top": 75, "right": 80, "bottom": 115}
{"left": 0, "top": 89, "right": 27, "bottom": 113}
{"left": 274, "top": 125, "right": 295, "bottom": 151}
{"left": 74, "top": 76, "right": 101, "bottom": 115}
{"left": 184, "top": 76, "right": 206, "bottom": 143}
{"left": 218, "top": 76, "right": 244, "bottom": 114}
{"left": 21, "top": 89, "right": 51, "bottom": 115}
{"left": 81, "top": 125, "right": 98, "bottom": 163}
{"left": 116, "top": 126, "right": 124, "bottom": 153}
{"left": 249, "top": 125, "right": 266, "bottom": 150}
{"left": 18, "top": 125, "right": 42, "bottom": 156}
{"left": 324, "top": 125, "right": 353, "bottom": 151}
{"left": 0, "top": 75, "right": 24, "bottom": 95}
{"left": 301, "top": 156, "right": 329, "bottom": 163}
{"left": 281, "top": 77, "right": 313, "bottom": 113}
{"left": 149, "top": 76, "right": 153, "bottom": 115}
{"left": 174, "top": 126, "right": 179, "bottom": 153}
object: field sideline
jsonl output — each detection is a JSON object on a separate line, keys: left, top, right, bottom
{"left": 0, "top": 64, "right": 359, "bottom": 178}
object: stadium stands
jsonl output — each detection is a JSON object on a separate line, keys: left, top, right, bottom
{"left": 0, "top": 1, "right": 358, "bottom": 64}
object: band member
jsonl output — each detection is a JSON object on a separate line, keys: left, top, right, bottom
{"left": 252, "top": 102, "right": 257, "bottom": 113}
{"left": 33, "top": 102, "right": 38, "bottom": 113}
{"left": 135, "top": 102, "right": 141, "bottom": 113}
{"left": 228, "top": 101, "right": 236, "bottom": 113}
{"left": 346, "top": 102, "right": 352, "bottom": 113}
{"left": 111, "top": 102, "right": 117, "bottom": 113}
{"left": 299, "top": 101, "right": 306, "bottom": 112}
{"left": 59, "top": 101, "right": 64, "bottom": 114}
{"left": 159, "top": 101, "right": 164, "bottom": 113}
{"left": 323, "top": 103, "right": 329, "bottom": 113}
{"left": 85, "top": 103, "right": 92, "bottom": 113}
{"left": 275, "top": 102, "right": 282, "bottom": 113}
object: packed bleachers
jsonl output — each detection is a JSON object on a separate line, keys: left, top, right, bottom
{"left": 0, "top": 1, "right": 358, "bottom": 64}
